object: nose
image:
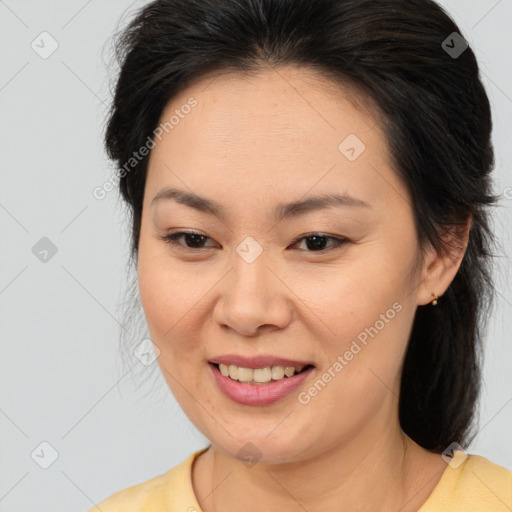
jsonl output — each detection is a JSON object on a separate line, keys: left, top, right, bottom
{"left": 213, "top": 251, "right": 293, "bottom": 337}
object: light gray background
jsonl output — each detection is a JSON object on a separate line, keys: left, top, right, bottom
{"left": 0, "top": 1, "right": 511, "bottom": 510}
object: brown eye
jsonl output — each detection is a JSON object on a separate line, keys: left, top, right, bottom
{"left": 158, "top": 231, "right": 218, "bottom": 250}
{"left": 290, "top": 233, "right": 349, "bottom": 252}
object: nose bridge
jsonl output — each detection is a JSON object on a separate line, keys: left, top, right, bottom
{"left": 214, "top": 235, "right": 291, "bottom": 334}
{"left": 229, "top": 235, "right": 274, "bottom": 303}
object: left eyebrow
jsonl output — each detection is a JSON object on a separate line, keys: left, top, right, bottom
{"left": 151, "top": 187, "right": 372, "bottom": 221}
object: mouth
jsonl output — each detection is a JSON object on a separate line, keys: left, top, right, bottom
{"left": 208, "top": 361, "right": 316, "bottom": 406}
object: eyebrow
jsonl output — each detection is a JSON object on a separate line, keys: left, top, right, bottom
{"left": 151, "top": 187, "right": 371, "bottom": 221}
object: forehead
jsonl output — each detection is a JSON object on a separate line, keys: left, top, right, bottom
{"left": 145, "top": 65, "right": 406, "bottom": 217}
{"left": 160, "top": 65, "right": 378, "bottom": 148}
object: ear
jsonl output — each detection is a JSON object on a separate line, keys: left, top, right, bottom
{"left": 415, "top": 215, "right": 472, "bottom": 306}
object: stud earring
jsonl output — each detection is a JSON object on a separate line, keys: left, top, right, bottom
{"left": 431, "top": 293, "right": 439, "bottom": 306}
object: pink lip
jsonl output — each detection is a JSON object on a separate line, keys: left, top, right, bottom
{"left": 209, "top": 354, "right": 314, "bottom": 368}
{"left": 209, "top": 362, "right": 314, "bottom": 406}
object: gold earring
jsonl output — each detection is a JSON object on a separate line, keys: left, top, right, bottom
{"left": 431, "top": 293, "right": 438, "bottom": 306}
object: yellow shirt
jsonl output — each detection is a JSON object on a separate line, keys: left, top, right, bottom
{"left": 90, "top": 448, "right": 512, "bottom": 511}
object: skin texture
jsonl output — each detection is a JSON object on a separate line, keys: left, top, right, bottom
{"left": 137, "top": 65, "right": 471, "bottom": 512}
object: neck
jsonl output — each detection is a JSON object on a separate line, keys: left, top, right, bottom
{"left": 193, "top": 409, "right": 444, "bottom": 512}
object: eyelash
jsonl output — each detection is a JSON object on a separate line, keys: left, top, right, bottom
{"left": 158, "top": 231, "right": 349, "bottom": 254}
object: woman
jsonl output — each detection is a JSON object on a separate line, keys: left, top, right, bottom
{"left": 90, "top": 0, "right": 512, "bottom": 510}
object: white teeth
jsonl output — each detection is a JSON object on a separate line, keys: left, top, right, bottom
{"left": 253, "top": 367, "right": 272, "bottom": 383}
{"left": 238, "top": 367, "right": 253, "bottom": 382}
{"left": 217, "top": 363, "right": 308, "bottom": 383}
{"left": 271, "top": 366, "right": 285, "bottom": 380}
{"left": 228, "top": 365, "right": 239, "bottom": 380}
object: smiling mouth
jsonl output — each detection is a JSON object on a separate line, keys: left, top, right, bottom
{"left": 211, "top": 362, "right": 314, "bottom": 385}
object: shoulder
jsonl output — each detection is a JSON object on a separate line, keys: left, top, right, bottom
{"left": 466, "top": 452, "right": 512, "bottom": 478}
{"left": 88, "top": 472, "right": 170, "bottom": 512}
{"left": 421, "top": 450, "right": 512, "bottom": 511}
{"left": 460, "top": 452, "right": 512, "bottom": 497}
{"left": 87, "top": 449, "right": 207, "bottom": 512}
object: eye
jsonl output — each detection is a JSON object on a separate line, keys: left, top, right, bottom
{"left": 158, "top": 231, "right": 218, "bottom": 250}
{"left": 159, "top": 231, "right": 348, "bottom": 253}
{"left": 290, "top": 233, "right": 349, "bottom": 252}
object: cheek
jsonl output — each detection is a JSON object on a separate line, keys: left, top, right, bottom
{"left": 137, "top": 249, "right": 204, "bottom": 359}
{"left": 302, "top": 261, "right": 399, "bottom": 338}
{"left": 138, "top": 233, "right": 197, "bottom": 324}
{"left": 317, "top": 296, "right": 413, "bottom": 411}
{"left": 138, "top": 259, "right": 207, "bottom": 404}
{"left": 308, "top": 254, "right": 414, "bottom": 382}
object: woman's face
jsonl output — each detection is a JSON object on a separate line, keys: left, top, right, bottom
{"left": 137, "top": 66, "right": 440, "bottom": 463}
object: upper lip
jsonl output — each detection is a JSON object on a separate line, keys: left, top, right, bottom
{"left": 209, "top": 354, "right": 315, "bottom": 369}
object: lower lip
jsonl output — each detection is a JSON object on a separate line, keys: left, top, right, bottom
{"left": 209, "top": 363, "right": 314, "bottom": 406}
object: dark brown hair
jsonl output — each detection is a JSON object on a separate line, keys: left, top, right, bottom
{"left": 104, "top": 0, "right": 499, "bottom": 452}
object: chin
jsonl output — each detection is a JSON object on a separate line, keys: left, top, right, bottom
{"left": 204, "top": 426, "right": 317, "bottom": 466}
